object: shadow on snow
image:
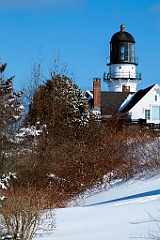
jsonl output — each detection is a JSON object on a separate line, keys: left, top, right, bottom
{"left": 85, "top": 189, "right": 160, "bottom": 207}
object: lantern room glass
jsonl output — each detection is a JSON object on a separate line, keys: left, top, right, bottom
{"left": 110, "top": 42, "right": 135, "bottom": 64}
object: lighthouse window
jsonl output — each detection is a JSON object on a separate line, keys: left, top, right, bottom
{"left": 124, "top": 43, "right": 129, "bottom": 61}
{"left": 110, "top": 43, "right": 117, "bottom": 63}
{"left": 129, "top": 43, "right": 135, "bottom": 62}
{"left": 118, "top": 43, "right": 135, "bottom": 63}
{"left": 111, "top": 42, "right": 135, "bottom": 64}
{"left": 120, "top": 46, "right": 124, "bottom": 60}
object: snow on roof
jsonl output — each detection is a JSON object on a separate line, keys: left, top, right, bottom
{"left": 119, "top": 92, "right": 135, "bottom": 111}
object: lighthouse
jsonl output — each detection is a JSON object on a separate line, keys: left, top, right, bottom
{"left": 104, "top": 24, "right": 141, "bottom": 92}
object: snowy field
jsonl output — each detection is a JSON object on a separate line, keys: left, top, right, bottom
{"left": 34, "top": 174, "right": 160, "bottom": 240}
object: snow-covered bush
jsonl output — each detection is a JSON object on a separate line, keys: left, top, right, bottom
{"left": 0, "top": 172, "right": 16, "bottom": 203}
{"left": 0, "top": 172, "right": 16, "bottom": 191}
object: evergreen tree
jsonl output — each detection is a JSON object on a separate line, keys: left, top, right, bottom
{"left": 0, "top": 62, "right": 23, "bottom": 173}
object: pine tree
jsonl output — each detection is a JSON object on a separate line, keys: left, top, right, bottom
{"left": 0, "top": 62, "right": 23, "bottom": 173}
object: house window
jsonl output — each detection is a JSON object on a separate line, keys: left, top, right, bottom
{"left": 145, "top": 109, "right": 150, "bottom": 120}
{"left": 152, "top": 106, "right": 160, "bottom": 120}
{"left": 155, "top": 95, "right": 157, "bottom": 101}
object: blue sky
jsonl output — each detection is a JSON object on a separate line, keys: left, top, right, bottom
{"left": 0, "top": 0, "right": 160, "bottom": 92}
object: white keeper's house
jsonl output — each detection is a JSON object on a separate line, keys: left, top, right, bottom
{"left": 86, "top": 24, "right": 160, "bottom": 124}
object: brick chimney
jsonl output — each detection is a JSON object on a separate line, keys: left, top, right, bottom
{"left": 93, "top": 78, "right": 101, "bottom": 114}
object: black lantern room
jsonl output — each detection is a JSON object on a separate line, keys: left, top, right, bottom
{"left": 108, "top": 24, "right": 137, "bottom": 65}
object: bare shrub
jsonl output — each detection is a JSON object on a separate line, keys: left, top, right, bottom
{"left": 17, "top": 118, "right": 160, "bottom": 200}
{"left": 0, "top": 186, "right": 56, "bottom": 239}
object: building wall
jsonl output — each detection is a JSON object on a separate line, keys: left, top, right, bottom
{"left": 107, "top": 79, "right": 139, "bottom": 92}
{"left": 110, "top": 63, "right": 136, "bottom": 78}
{"left": 129, "top": 84, "right": 160, "bottom": 124}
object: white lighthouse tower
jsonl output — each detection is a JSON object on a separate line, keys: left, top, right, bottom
{"left": 104, "top": 24, "right": 141, "bottom": 92}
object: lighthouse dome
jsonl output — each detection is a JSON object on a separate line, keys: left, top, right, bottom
{"left": 111, "top": 24, "right": 135, "bottom": 43}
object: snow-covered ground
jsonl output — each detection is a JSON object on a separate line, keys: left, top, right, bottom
{"left": 34, "top": 174, "right": 160, "bottom": 240}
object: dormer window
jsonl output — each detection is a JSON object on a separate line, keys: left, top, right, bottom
{"left": 155, "top": 95, "right": 157, "bottom": 101}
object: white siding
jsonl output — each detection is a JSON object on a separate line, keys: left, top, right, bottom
{"left": 128, "top": 84, "right": 160, "bottom": 124}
